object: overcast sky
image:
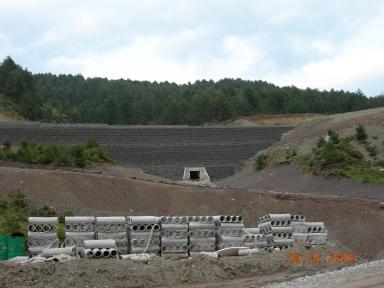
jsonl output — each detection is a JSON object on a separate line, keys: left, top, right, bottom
{"left": 0, "top": 0, "right": 383, "bottom": 96}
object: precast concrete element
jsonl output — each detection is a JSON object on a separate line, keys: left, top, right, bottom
{"left": 291, "top": 222, "right": 307, "bottom": 233}
{"left": 161, "top": 238, "right": 189, "bottom": 253}
{"left": 290, "top": 214, "right": 306, "bottom": 222}
{"left": 97, "top": 232, "right": 128, "bottom": 254}
{"left": 93, "top": 248, "right": 103, "bottom": 258}
{"left": 189, "top": 238, "right": 216, "bottom": 252}
{"left": 161, "top": 216, "right": 189, "bottom": 224}
{"left": 65, "top": 216, "right": 95, "bottom": 232}
{"left": 258, "top": 214, "right": 291, "bottom": 224}
{"left": 130, "top": 246, "right": 161, "bottom": 254}
{"left": 161, "top": 224, "right": 188, "bottom": 239}
{"left": 120, "top": 253, "right": 154, "bottom": 263}
{"left": 292, "top": 233, "right": 308, "bottom": 243}
{"left": 96, "top": 216, "right": 127, "bottom": 233}
{"left": 183, "top": 167, "right": 211, "bottom": 183}
{"left": 307, "top": 232, "right": 328, "bottom": 245}
{"left": 244, "top": 234, "right": 256, "bottom": 243}
{"left": 130, "top": 223, "right": 161, "bottom": 233}
{"left": 272, "top": 238, "right": 295, "bottom": 249}
{"left": 187, "top": 216, "right": 215, "bottom": 223}
{"left": 84, "top": 249, "right": 94, "bottom": 257}
{"left": 83, "top": 239, "right": 116, "bottom": 249}
{"left": 238, "top": 248, "right": 260, "bottom": 256}
{"left": 28, "top": 228, "right": 59, "bottom": 256}
{"left": 305, "top": 222, "right": 326, "bottom": 233}
{"left": 245, "top": 228, "right": 260, "bottom": 234}
{"left": 127, "top": 216, "right": 161, "bottom": 225}
{"left": 271, "top": 227, "right": 293, "bottom": 239}
{"left": 216, "top": 222, "right": 245, "bottom": 250}
{"left": 64, "top": 232, "right": 95, "bottom": 247}
{"left": 213, "top": 215, "right": 244, "bottom": 223}
{"left": 41, "top": 246, "right": 77, "bottom": 257}
{"left": 28, "top": 217, "right": 58, "bottom": 233}
{"left": 101, "top": 248, "right": 111, "bottom": 258}
{"left": 188, "top": 222, "right": 216, "bottom": 238}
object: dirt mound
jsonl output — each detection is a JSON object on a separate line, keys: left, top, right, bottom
{"left": 240, "top": 113, "right": 320, "bottom": 126}
{"left": 0, "top": 112, "right": 17, "bottom": 121}
{"left": 0, "top": 164, "right": 383, "bottom": 259}
{"left": 0, "top": 243, "right": 352, "bottom": 288}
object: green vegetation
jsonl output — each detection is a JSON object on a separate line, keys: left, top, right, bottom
{"left": 1, "top": 56, "right": 384, "bottom": 124}
{"left": 254, "top": 127, "right": 384, "bottom": 183}
{"left": 0, "top": 138, "right": 114, "bottom": 168}
{"left": 254, "top": 154, "right": 268, "bottom": 171}
{"left": 355, "top": 124, "right": 368, "bottom": 142}
{"left": 0, "top": 191, "right": 72, "bottom": 243}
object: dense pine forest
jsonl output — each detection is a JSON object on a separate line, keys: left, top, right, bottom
{"left": 1, "top": 56, "right": 384, "bottom": 125}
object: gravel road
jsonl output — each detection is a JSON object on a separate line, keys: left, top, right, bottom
{"left": 261, "top": 260, "right": 384, "bottom": 288}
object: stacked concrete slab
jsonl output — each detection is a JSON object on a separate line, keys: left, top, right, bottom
{"left": 258, "top": 214, "right": 294, "bottom": 250}
{"left": 290, "top": 214, "right": 308, "bottom": 243}
{"left": 95, "top": 217, "right": 128, "bottom": 254}
{"left": 244, "top": 227, "right": 267, "bottom": 251}
{"left": 215, "top": 215, "right": 245, "bottom": 249}
{"left": 128, "top": 216, "right": 161, "bottom": 254}
{"left": 28, "top": 217, "right": 59, "bottom": 255}
{"left": 306, "top": 222, "right": 328, "bottom": 244}
{"left": 64, "top": 216, "right": 96, "bottom": 247}
{"left": 161, "top": 216, "right": 189, "bottom": 256}
{"left": 188, "top": 216, "right": 216, "bottom": 254}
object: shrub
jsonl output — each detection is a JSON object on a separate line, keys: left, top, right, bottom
{"left": 364, "top": 143, "right": 378, "bottom": 157}
{"left": 356, "top": 124, "right": 368, "bottom": 142}
{"left": 254, "top": 154, "right": 267, "bottom": 171}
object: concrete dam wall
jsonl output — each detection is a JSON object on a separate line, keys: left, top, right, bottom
{"left": 0, "top": 122, "right": 291, "bottom": 180}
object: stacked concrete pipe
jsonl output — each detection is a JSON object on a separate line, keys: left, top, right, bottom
{"left": 28, "top": 217, "right": 59, "bottom": 255}
{"left": 290, "top": 214, "right": 308, "bottom": 243}
{"left": 258, "top": 214, "right": 294, "bottom": 250}
{"left": 161, "top": 216, "right": 189, "bottom": 256}
{"left": 305, "top": 222, "right": 328, "bottom": 245}
{"left": 244, "top": 228, "right": 267, "bottom": 251}
{"left": 215, "top": 215, "right": 245, "bottom": 250}
{"left": 64, "top": 216, "right": 96, "bottom": 248}
{"left": 83, "top": 239, "right": 118, "bottom": 258}
{"left": 96, "top": 216, "right": 128, "bottom": 254}
{"left": 128, "top": 216, "right": 161, "bottom": 254}
{"left": 188, "top": 216, "right": 216, "bottom": 254}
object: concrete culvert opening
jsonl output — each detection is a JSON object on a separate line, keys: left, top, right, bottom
{"left": 189, "top": 170, "right": 200, "bottom": 180}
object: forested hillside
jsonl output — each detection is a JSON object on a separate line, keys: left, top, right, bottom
{"left": 1, "top": 56, "right": 384, "bottom": 124}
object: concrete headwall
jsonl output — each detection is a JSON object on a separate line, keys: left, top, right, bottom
{"left": 0, "top": 122, "right": 291, "bottom": 180}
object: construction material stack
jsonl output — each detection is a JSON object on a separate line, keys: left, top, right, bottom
{"left": 83, "top": 239, "right": 118, "bottom": 258}
{"left": 28, "top": 217, "right": 59, "bottom": 255}
{"left": 215, "top": 215, "right": 245, "bottom": 249}
{"left": 188, "top": 216, "right": 216, "bottom": 255}
{"left": 290, "top": 214, "right": 308, "bottom": 243}
{"left": 128, "top": 216, "right": 161, "bottom": 254}
{"left": 161, "top": 216, "right": 189, "bottom": 256}
{"left": 64, "top": 216, "right": 96, "bottom": 248}
{"left": 306, "top": 222, "right": 328, "bottom": 244}
{"left": 244, "top": 227, "right": 267, "bottom": 251}
{"left": 96, "top": 217, "right": 128, "bottom": 254}
{"left": 258, "top": 214, "right": 294, "bottom": 250}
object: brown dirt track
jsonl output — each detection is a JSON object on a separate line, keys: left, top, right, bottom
{"left": 0, "top": 164, "right": 383, "bottom": 260}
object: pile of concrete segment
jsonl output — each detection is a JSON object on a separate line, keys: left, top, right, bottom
{"left": 25, "top": 213, "right": 327, "bottom": 260}
{"left": 64, "top": 216, "right": 96, "bottom": 248}
{"left": 28, "top": 217, "right": 59, "bottom": 255}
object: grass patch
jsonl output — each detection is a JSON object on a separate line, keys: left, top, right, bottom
{"left": 0, "top": 138, "right": 114, "bottom": 168}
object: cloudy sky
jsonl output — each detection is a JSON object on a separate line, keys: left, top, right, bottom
{"left": 0, "top": 0, "right": 383, "bottom": 96}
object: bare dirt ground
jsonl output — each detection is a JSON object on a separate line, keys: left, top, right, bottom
{"left": 0, "top": 111, "right": 18, "bottom": 121}
{"left": 238, "top": 113, "right": 321, "bottom": 126}
{"left": 0, "top": 243, "right": 353, "bottom": 288}
{"left": 0, "top": 164, "right": 383, "bottom": 260}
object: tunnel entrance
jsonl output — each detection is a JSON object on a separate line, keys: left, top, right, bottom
{"left": 189, "top": 170, "right": 200, "bottom": 181}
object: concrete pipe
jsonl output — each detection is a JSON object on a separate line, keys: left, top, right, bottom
{"left": 110, "top": 249, "right": 118, "bottom": 257}
{"left": 28, "top": 217, "right": 58, "bottom": 224}
{"left": 271, "top": 227, "right": 293, "bottom": 233}
{"left": 28, "top": 232, "right": 57, "bottom": 240}
{"left": 207, "top": 216, "right": 214, "bottom": 223}
{"left": 64, "top": 238, "right": 74, "bottom": 246}
{"left": 96, "top": 216, "right": 126, "bottom": 224}
{"left": 259, "top": 221, "right": 272, "bottom": 228}
{"left": 42, "top": 246, "right": 77, "bottom": 257}
{"left": 200, "top": 216, "right": 207, "bottom": 222}
{"left": 65, "top": 216, "right": 95, "bottom": 224}
{"left": 94, "top": 248, "right": 102, "bottom": 258}
{"left": 28, "top": 247, "right": 45, "bottom": 255}
{"left": 238, "top": 248, "right": 260, "bottom": 256}
{"left": 161, "top": 223, "right": 188, "bottom": 230}
{"left": 272, "top": 239, "right": 295, "bottom": 246}
{"left": 72, "top": 223, "right": 80, "bottom": 232}
{"left": 101, "top": 248, "right": 111, "bottom": 258}
{"left": 225, "top": 216, "right": 232, "bottom": 222}
{"left": 35, "top": 224, "right": 43, "bottom": 232}
{"left": 28, "top": 224, "right": 36, "bottom": 232}
{"left": 84, "top": 249, "right": 94, "bottom": 257}
{"left": 219, "top": 223, "right": 244, "bottom": 229}
{"left": 117, "top": 224, "right": 126, "bottom": 232}
{"left": 245, "top": 228, "right": 260, "bottom": 234}
{"left": 267, "top": 214, "right": 291, "bottom": 221}
{"left": 291, "top": 222, "right": 307, "bottom": 233}
{"left": 65, "top": 223, "right": 73, "bottom": 232}
{"left": 110, "top": 224, "right": 118, "bottom": 233}
{"left": 189, "top": 222, "right": 216, "bottom": 229}
{"left": 138, "top": 224, "right": 146, "bottom": 232}
{"left": 84, "top": 239, "right": 116, "bottom": 249}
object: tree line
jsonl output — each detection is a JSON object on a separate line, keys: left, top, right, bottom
{"left": 1, "top": 56, "right": 384, "bottom": 124}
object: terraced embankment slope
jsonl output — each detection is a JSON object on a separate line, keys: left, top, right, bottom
{"left": 0, "top": 121, "right": 290, "bottom": 180}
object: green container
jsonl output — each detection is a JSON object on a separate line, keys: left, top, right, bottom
{"left": 0, "top": 235, "right": 8, "bottom": 260}
{"left": 7, "top": 236, "right": 25, "bottom": 259}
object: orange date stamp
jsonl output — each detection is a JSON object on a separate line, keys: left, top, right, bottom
{"left": 286, "top": 251, "right": 357, "bottom": 265}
